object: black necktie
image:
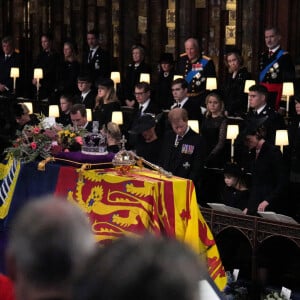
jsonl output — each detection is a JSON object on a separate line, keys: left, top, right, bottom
{"left": 88, "top": 50, "right": 93, "bottom": 63}
{"left": 139, "top": 105, "right": 143, "bottom": 116}
{"left": 81, "top": 95, "right": 84, "bottom": 103}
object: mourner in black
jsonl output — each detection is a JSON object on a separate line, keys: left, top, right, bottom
{"left": 259, "top": 27, "right": 295, "bottom": 111}
{"left": 93, "top": 77, "right": 121, "bottom": 129}
{"left": 160, "top": 108, "right": 206, "bottom": 189}
{"left": 32, "top": 33, "right": 60, "bottom": 103}
{"left": 221, "top": 48, "right": 251, "bottom": 116}
{"left": 75, "top": 74, "right": 97, "bottom": 110}
{"left": 122, "top": 44, "right": 151, "bottom": 107}
{"left": 130, "top": 114, "right": 162, "bottom": 165}
{"left": 155, "top": 52, "right": 175, "bottom": 110}
{"left": 70, "top": 103, "right": 93, "bottom": 132}
{"left": 241, "top": 118, "right": 288, "bottom": 215}
{"left": 83, "top": 29, "right": 110, "bottom": 82}
{"left": 0, "top": 36, "right": 23, "bottom": 97}
{"left": 56, "top": 94, "right": 74, "bottom": 126}
{"left": 58, "top": 41, "right": 81, "bottom": 97}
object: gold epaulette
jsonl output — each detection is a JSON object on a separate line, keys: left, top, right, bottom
{"left": 202, "top": 55, "right": 211, "bottom": 60}
{"left": 180, "top": 52, "right": 187, "bottom": 57}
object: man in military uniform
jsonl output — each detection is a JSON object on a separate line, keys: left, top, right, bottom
{"left": 176, "top": 37, "right": 216, "bottom": 108}
{"left": 259, "top": 27, "right": 295, "bottom": 111}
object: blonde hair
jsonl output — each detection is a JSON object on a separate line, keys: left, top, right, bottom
{"left": 205, "top": 92, "right": 225, "bottom": 117}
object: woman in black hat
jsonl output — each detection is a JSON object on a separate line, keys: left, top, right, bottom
{"left": 93, "top": 77, "right": 121, "bottom": 129}
{"left": 155, "top": 52, "right": 175, "bottom": 110}
{"left": 222, "top": 162, "right": 249, "bottom": 212}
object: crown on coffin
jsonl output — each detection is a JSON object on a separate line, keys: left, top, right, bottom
{"left": 81, "top": 122, "right": 107, "bottom": 155}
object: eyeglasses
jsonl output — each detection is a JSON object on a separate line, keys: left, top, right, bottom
{"left": 171, "top": 88, "right": 182, "bottom": 92}
{"left": 134, "top": 92, "right": 146, "bottom": 96}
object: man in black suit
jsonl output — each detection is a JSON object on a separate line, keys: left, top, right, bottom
{"left": 128, "top": 82, "right": 162, "bottom": 144}
{"left": 259, "top": 27, "right": 295, "bottom": 111}
{"left": 0, "top": 36, "right": 22, "bottom": 96}
{"left": 170, "top": 78, "right": 203, "bottom": 125}
{"left": 70, "top": 103, "right": 93, "bottom": 132}
{"left": 75, "top": 74, "right": 97, "bottom": 109}
{"left": 84, "top": 29, "right": 110, "bottom": 82}
{"left": 160, "top": 108, "right": 206, "bottom": 188}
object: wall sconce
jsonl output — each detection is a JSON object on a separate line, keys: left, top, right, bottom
{"left": 48, "top": 105, "right": 59, "bottom": 118}
{"left": 275, "top": 129, "right": 289, "bottom": 153}
{"left": 110, "top": 71, "right": 120, "bottom": 89}
{"left": 226, "top": 124, "right": 239, "bottom": 162}
{"left": 282, "top": 82, "right": 294, "bottom": 116}
{"left": 188, "top": 120, "right": 199, "bottom": 133}
{"left": 23, "top": 102, "right": 33, "bottom": 114}
{"left": 173, "top": 75, "right": 183, "bottom": 80}
{"left": 10, "top": 67, "right": 20, "bottom": 93}
{"left": 244, "top": 80, "right": 256, "bottom": 111}
{"left": 86, "top": 108, "right": 92, "bottom": 122}
{"left": 139, "top": 73, "right": 150, "bottom": 83}
{"left": 206, "top": 77, "right": 217, "bottom": 90}
{"left": 111, "top": 111, "right": 123, "bottom": 125}
{"left": 33, "top": 68, "right": 43, "bottom": 100}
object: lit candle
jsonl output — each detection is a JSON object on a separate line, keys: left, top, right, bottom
{"left": 111, "top": 111, "right": 123, "bottom": 125}
{"left": 244, "top": 80, "right": 256, "bottom": 111}
{"left": 206, "top": 77, "right": 217, "bottom": 90}
{"left": 282, "top": 82, "right": 294, "bottom": 115}
{"left": 10, "top": 67, "right": 20, "bottom": 92}
{"left": 34, "top": 68, "right": 43, "bottom": 93}
{"left": 188, "top": 120, "right": 199, "bottom": 133}
{"left": 226, "top": 125, "right": 239, "bottom": 162}
{"left": 110, "top": 71, "right": 120, "bottom": 89}
{"left": 48, "top": 105, "right": 59, "bottom": 118}
{"left": 86, "top": 108, "right": 92, "bottom": 122}
{"left": 139, "top": 73, "right": 150, "bottom": 83}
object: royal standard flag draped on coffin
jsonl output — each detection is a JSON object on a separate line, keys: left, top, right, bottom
{"left": 55, "top": 166, "right": 227, "bottom": 290}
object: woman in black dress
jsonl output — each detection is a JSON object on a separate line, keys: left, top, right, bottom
{"left": 93, "top": 78, "right": 121, "bottom": 129}
{"left": 201, "top": 92, "right": 228, "bottom": 168}
{"left": 221, "top": 48, "right": 251, "bottom": 117}
{"left": 122, "top": 44, "right": 151, "bottom": 107}
{"left": 58, "top": 41, "right": 80, "bottom": 96}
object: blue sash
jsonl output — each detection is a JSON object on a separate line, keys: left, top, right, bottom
{"left": 185, "top": 58, "right": 209, "bottom": 83}
{"left": 259, "top": 50, "right": 284, "bottom": 82}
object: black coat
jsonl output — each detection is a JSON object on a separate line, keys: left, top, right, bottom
{"left": 83, "top": 47, "right": 110, "bottom": 80}
{"left": 0, "top": 51, "right": 23, "bottom": 95}
{"left": 159, "top": 128, "right": 206, "bottom": 184}
{"left": 244, "top": 105, "right": 286, "bottom": 143}
{"left": 75, "top": 89, "right": 97, "bottom": 110}
{"left": 33, "top": 50, "right": 61, "bottom": 101}
{"left": 155, "top": 70, "right": 175, "bottom": 110}
{"left": 122, "top": 61, "right": 151, "bottom": 102}
{"left": 58, "top": 59, "right": 81, "bottom": 96}
{"left": 247, "top": 141, "right": 288, "bottom": 215}
{"left": 221, "top": 67, "right": 251, "bottom": 116}
{"left": 93, "top": 101, "right": 121, "bottom": 129}
{"left": 181, "top": 98, "right": 203, "bottom": 124}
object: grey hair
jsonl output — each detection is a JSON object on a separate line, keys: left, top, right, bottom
{"left": 6, "top": 195, "right": 95, "bottom": 287}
